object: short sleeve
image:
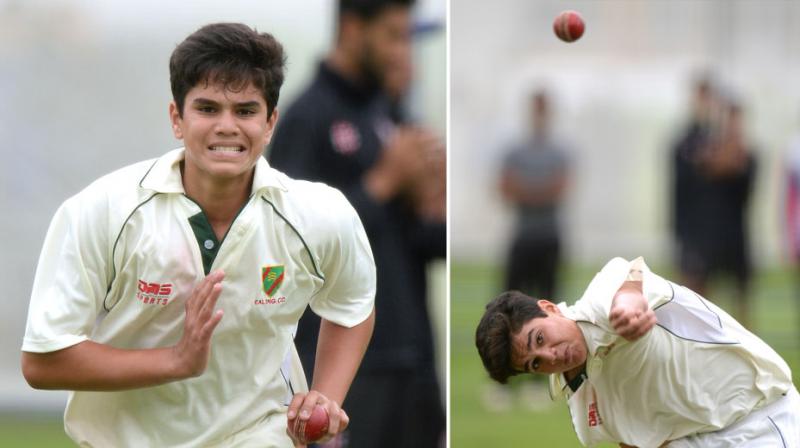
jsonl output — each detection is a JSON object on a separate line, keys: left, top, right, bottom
{"left": 22, "top": 194, "right": 110, "bottom": 353}
{"left": 571, "top": 257, "right": 630, "bottom": 328}
{"left": 308, "top": 190, "right": 376, "bottom": 328}
{"left": 571, "top": 257, "right": 668, "bottom": 332}
{"left": 635, "top": 257, "right": 674, "bottom": 310}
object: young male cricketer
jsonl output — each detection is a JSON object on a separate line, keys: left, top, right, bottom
{"left": 21, "top": 23, "right": 376, "bottom": 447}
{"left": 476, "top": 256, "right": 799, "bottom": 447}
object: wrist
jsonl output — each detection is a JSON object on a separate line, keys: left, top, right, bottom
{"left": 612, "top": 286, "right": 647, "bottom": 317}
{"left": 167, "top": 345, "right": 194, "bottom": 380}
{"left": 364, "top": 167, "right": 400, "bottom": 202}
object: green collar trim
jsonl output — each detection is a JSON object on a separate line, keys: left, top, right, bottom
{"left": 184, "top": 194, "right": 251, "bottom": 275}
{"left": 188, "top": 211, "right": 220, "bottom": 276}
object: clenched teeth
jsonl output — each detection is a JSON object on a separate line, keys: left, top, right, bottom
{"left": 209, "top": 146, "right": 244, "bottom": 152}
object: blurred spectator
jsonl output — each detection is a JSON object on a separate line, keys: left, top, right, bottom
{"left": 482, "top": 88, "right": 572, "bottom": 413}
{"left": 383, "top": 19, "right": 446, "bottom": 222}
{"left": 784, "top": 115, "right": 800, "bottom": 298}
{"left": 499, "top": 89, "right": 571, "bottom": 300}
{"left": 671, "top": 77, "right": 757, "bottom": 328}
{"left": 268, "top": 0, "right": 445, "bottom": 447}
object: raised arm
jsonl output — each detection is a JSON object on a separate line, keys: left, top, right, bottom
{"left": 608, "top": 279, "right": 657, "bottom": 341}
{"left": 22, "top": 270, "right": 226, "bottom": 390}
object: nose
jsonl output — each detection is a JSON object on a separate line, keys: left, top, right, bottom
{"left": 538, "top": 347, "right": 558, "bottom": 365}
{"left": 215, "top": 110, "right": 239, "bottom": 136}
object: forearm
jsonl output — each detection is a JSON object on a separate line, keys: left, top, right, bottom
{"left": 612, "top": 280, "right": 644, "bottom": 308}
{"left": 502, "top": 173, "right": 567, "bottom": 207}
{"left": 364, "top": 166, "right": 402, "bottom": 203}
{"left": 311, "top": 310, "right": 375, "bottom": 405}
{"left": 22, "top": 340, "right": 186, "bottom": 391}
{"left": 23, "top": 271, "right": 224, "bottom": 392}
{"left": 609, "top": 278, "right": 656, "bottom": 341}
{"left": 520, "top": 179, "right": 567, "bottom": 206}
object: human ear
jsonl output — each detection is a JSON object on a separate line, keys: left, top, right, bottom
{"left": 537, "top": 299, "right": 561, "bottom": 316}
{"left": 168, "top": 102, "right": 183, "bottom": 139}
{"left": 264, "top": 109, "right": 279, "bottom": 145}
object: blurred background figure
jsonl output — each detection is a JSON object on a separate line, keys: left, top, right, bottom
{"left": 481, "top": 89, "right": 572, "bottom": 413}
{"left": 268, "top": 0, "right": 445, "bottom": 447}
{"left": 383, "top": 14, "right": 446, "bottom": 223}
{"left": 671, "top": 78, "right": 757, "bottom": 327}
{"left": 499, "top": 89, "right": 571, "bottom": 301}
{"left": 784, "top": 110, "right": 800, "bottom": 313}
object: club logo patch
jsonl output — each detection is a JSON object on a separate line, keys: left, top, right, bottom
{"left": 330, "top": 120, "right": 361, "bottom": 155}
{"left": 262, "top": 265, "right": 285, "bottom": 297}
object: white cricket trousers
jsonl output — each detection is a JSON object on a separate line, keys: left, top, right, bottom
{"left": 669, "top": 386, "right": 800, "bottom": 448}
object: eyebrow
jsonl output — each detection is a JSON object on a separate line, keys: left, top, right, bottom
{"left": 527, "top": 328, "right": 534, "bottom": 352}
{"left": 525, "top": 328, "right": 535, "bottom": 372}
{"left": 191, "top": 98, "right": 262, "bottom": 108}
{"left": 513, "top": 327, "right": 537, "bottom": 373}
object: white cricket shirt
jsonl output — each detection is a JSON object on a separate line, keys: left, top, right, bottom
{"left": 549, "top": 257, "right": 792, "bottom": 448}
{"left": 23, "top": 148, "right": 376, "bottom": 447}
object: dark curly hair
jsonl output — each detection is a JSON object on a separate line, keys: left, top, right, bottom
{"left": 338, "top": 0, "right": 416, "bottom": 20}
{"left": 475, "top": 290, "right": 547, "bottom": 384}
{"left": 169, "top": 23, "right": 286, "bottom": 117}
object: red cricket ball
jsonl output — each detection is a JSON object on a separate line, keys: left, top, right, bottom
{"left": 290, "top": 405, "right": 330, "bottom": 445}
{"left": 553, "top": 10, "right": 585, "bottom": 43}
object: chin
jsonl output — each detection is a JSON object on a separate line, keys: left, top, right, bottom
{"left": 199, "top": 163, "right": 247, "bottom": 179}
{"left": 207, "top": 157, "right": 255, "bottom": 172}
{"left": 216, "top": 169, "right": 251, "bottom": 180}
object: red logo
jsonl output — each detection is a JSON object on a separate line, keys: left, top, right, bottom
{"left": 588, "top": 391, "right": 603, "bottom": 427}
{"left": 254, "top": 296, "right": 286, "bottom": 306}
{"left": 137, "top": 280, "right": 173, "bottom": 306}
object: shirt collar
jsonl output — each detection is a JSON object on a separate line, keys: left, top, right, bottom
{"left": 139, "top": 148, "right": 287, "bottom": 194}
{"left": 548, "top": 302, "right": 603, "bottom": 401}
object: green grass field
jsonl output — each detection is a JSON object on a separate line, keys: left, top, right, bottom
{"left": 0, "top": 414, "right": 72, "bottom": 447}
{"left": 451, "top": 261, "right": 800, "bottom": 448}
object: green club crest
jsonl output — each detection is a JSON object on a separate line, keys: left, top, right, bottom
{"left": 262, "top": 265, "right": 285, "bottom": 297}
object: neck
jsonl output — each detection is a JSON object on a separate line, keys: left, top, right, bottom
{"left": 564, "top": 363, "right": 587, "bottom": 392}
{"left": 328, "top": 48, "right": 363, "bottom": 85}
{"left": 564, "top": 363, "right": 585, "bottom": 382}
{"left": 181, "top": 162, "right": 252, "bottom": 239}
{"left": 564, "top": 323, "right": 589, "bottom": 388}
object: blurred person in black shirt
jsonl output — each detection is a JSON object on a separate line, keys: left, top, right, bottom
{"left": 268, "top": 0, "right": 445, "bottom": 446}
{"left": 671, "top": 77, "right": 756, "bottom": 328}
